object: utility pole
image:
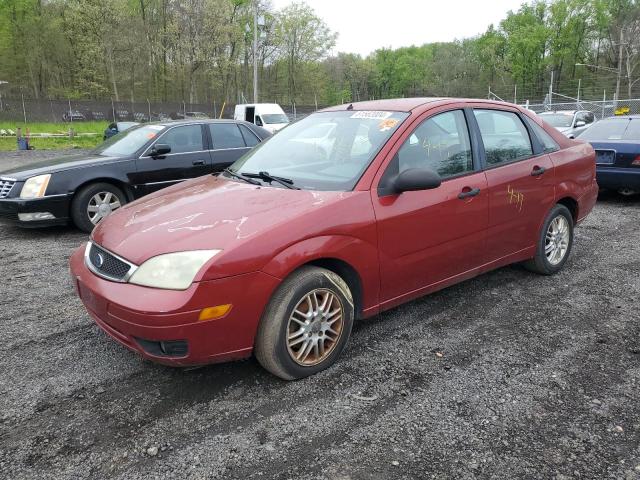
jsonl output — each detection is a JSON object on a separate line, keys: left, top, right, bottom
{"left": 615, "top": 29, "right": 623, "bottom": 103}
{"left": 549, "top": 70, "right": 554, "bottom": 104}
{"left": 253, "top": 0, "right": 258, "bottom": 104}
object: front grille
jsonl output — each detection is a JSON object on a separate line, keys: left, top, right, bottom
{"left": 87, "top": 243, "right": 134, "bottom": 281}
{"left": 0, "top": 179, "right": 16, "bottom": 199}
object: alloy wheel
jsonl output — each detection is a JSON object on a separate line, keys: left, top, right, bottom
{"left": 87, "top": 191, "right": 122, "bottom": 225}
{"left": 545, "top": 215, "right": 570, "bottom": 265}
{"left": 286, "top": 288, "right": 344, "bottom": 366}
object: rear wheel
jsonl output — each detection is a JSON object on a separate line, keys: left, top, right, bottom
{"left": 255, "top": 266, "right": 354, "bottom": 380}
{"left": 71, "top": 182, "right": 126, "bottom": 233}
{"left": 618, "top": 188, "right": 638, "bottom": 197}
{"left": 524, "top": 204, "right": 574, "bottom": 275}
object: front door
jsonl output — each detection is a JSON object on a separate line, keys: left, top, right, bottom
{"left": 471, "top": 108, "right": 555, "bottom": 263}
{"left": 134, "top": 123, "right": 211, "bottom": 196}
{"left": 373, "top": 109, "right": 489, "bottom": 304}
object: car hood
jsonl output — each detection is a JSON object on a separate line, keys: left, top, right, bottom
{"left": 92, "top": 175, "right": 356, "bottom": 267}
{"left": 0, "top": 153, "right": 125, "bottom": 180}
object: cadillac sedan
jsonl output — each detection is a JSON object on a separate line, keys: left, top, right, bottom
{"left": 0, "top": 119, "right": 270, "bottom": 232}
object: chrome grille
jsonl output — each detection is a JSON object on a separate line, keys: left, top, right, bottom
{"left": 85, "top": 242, "right": 136, "bottom": 282}
{"left": 0, "top": 179, "right": 16, "bottom": 199}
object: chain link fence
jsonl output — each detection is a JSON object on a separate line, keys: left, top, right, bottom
{"left": 0, "top": 97, "right": 324, "bottom": 124}
{"left": 522, "top": 98, "right": 640, "bottom": 120}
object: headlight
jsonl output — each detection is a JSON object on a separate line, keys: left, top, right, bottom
{"left": 128, "top": 250, "right": 221, "bottom": 290}
{"left": 20, "top": 174, "right": 51, "bottom": 198}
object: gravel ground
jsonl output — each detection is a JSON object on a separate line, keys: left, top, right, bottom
{"left": 0, "top": 150, "right": 639, "bottom": 480}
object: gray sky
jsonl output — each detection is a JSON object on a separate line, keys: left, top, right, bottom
{"left": 271, "top": 0, "right": 525, "bottom": 57}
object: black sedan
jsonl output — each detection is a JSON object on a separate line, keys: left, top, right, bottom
{"left": 0, "top": 119, "right": 271, "bottom": 232}
{"left": 580, "top": 115, "right": 640, "bottom": 196}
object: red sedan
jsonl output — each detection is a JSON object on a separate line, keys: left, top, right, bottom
{"left": 69, "top": 98, "right": 598, "bottom": 380}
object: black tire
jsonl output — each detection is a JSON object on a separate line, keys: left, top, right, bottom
{"left": 255, "top": 266, "right": 355, "bottom": 380}
{"left": 524, "top": 204, "right": 574, "bottom": 275}
{"left": 70, "top": 182, "right": 126, "bottom": 233}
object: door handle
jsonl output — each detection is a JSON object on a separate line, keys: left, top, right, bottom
{"left": 192, "top": 160, "right": 206, "bottom": 166}
{"left": 458, "top": 187, "right": 480, "bottom": 199}
{"left": 531, "top": 166, "right": 546, "bottom": 176}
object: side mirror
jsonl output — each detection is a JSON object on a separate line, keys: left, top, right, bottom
{"left": 150, "top": 144, "right": 171, "bottom": 157}
{"left": 575, "top": 120, "right": 586, "bottom": 127}
{"left": 393, "top": 168, "right": 442, "bottom": 194}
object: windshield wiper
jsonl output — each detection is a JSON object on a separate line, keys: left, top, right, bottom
{"left": 242, "top": 171, "right": 300, "bottom": 190}
{"left": 223, "top": 168, "right": 261, "bottom": 186}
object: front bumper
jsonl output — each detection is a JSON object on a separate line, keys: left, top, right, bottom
{"left": 69, "top": 244, "right": 281, "bottom": 366}
{"left": 0, "top": 194, "right": 71, "bottom": 227}
{"left": 596, "top": 167, "right": 640, "bottom": 191}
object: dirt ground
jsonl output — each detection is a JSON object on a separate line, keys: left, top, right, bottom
{"left": 0, "top": 150, "right": 639, "bottom": 479}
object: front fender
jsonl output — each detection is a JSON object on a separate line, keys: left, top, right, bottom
{"left": 261, "top": 235, "right": 380, "bottom": 315}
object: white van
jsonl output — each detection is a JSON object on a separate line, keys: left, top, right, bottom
{"left": 234, "top": 103, "right": 289, "bottom": 133}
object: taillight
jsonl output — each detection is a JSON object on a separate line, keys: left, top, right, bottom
{"left": 633, "top": 155, "right": 640, "bottom": 166}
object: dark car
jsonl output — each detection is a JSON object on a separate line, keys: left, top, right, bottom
{"left": 103, "top": 121, "right": 140, "bottom": 140}
{"left": 0, "top": 120, "right": 271, "bottom": 232}
{"left": 579, "top": 115, "right": 640, "bottom": 195}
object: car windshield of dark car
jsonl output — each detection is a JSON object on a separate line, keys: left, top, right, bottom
{"left": 580, "top": 118, "right": 632, "bottom": 141}
{"left": 262, "top": 113, "right": 289, "bottom": 124}
{"left": 94, "top": 125, "right": 164, "bottom": 156}
{"left": 227, "top": 110, "right": 409, "bottom": 191}
{"left": 540, "top": 113, "right": 574, "bottom": 128}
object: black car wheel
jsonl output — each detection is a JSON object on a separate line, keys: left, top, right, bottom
{"left": 71, "top": 182, "right": 126, "bottom": 233}
{"left": 524, "top": 204, "right": 574, "bottom": 275}
{"left": 255, "top": 266, "right": 354, "bottom": 380}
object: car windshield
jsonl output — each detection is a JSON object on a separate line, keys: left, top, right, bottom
{"left": 262, "top": 113, "right": 289, "bottom": 124}
{"left": 227, "top": 110, "right": 409, "bottom": 191}
{"left": 94, "top": 124, "right": 164, "bottom": 156}
{"left": 540, "top": 113, "right": 574, "bottom": 128}
{"left": 580, "top": 118, "right": 636, "bottom": 141}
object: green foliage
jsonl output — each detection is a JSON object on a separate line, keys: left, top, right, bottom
{"left": 0, "top": 0, "right": 639, "bottom": 107}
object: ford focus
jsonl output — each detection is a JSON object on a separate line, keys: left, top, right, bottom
{"left": 69, "top": 98, "right": 598, "bottom": 379}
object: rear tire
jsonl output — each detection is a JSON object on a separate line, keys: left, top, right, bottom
{"left": 255, "top": 266, "right": 354, "bottom": 380}
{"left": 524, "top": 204, "right": 574, "bottom": 275}
{"left": 71, "top": 182, "right": 126, "bottom": 233}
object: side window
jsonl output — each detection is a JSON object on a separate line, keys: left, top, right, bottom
{"left": 526, "top": 118, "right": 560, "bottom": 153}
{"left": 239, "top": 124, "right": 260, "bottom": 147}
{"left": 584, "top": 112, "right": 595, "bottom": 124}
{"left": 473, "top": 109, "right": 533, "bottom": 166}
{"left": 157, "top": 125, "right": 203, "bottom": 154}
{"left": 209, "top": 123, "right": 246, "bottom": 149}
{"left": 396, "top": 110, "right": 473, "bottom": 178}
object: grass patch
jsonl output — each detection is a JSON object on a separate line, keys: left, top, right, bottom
{"left": 0, "top": 136, "right": 101, "bottom": 151}
{"left": 0, "top": 121, "right": 108, "bottom": 134}
{"left": 0, "top": 121, "right": 107, "bottom": 151}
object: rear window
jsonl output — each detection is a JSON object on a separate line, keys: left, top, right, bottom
{"left": 580, "top": 118, "right": 639, "bottom": 141}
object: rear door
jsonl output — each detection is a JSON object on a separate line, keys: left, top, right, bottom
{"left": 471, "top": 108, "right": 555, "bottom": 263}
{"left": 207, "top": 123, "right": 253, "bottom": 172}
{"left": 372, "top": 108, "right": 488, "bottom": 303}
{"left": 134, "top": 123, "right": 211, "bottom": 195}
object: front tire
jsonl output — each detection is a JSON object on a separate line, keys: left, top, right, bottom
{"left": 255, "top": 266, "right": 354, "bottom": 380}
{"left": 71, "top": 182, "right": 126, "bottom": 233}
{"left": 524, "top": 204, "right": 574, "bottom": 275}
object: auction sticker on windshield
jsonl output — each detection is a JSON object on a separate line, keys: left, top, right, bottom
{"left": 350, "top": 111, "right": 393, "bottom": 119}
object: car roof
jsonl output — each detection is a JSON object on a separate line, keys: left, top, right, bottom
{"left": 602, "top": 115, "right": 640, "bottom": 120}
{"left": 318, "top": 97, "right": 544, "bottom": 114}
{"left": 539, "top": 110, "right": 580, "bottom": 115}
{"left": 320, "top": 98, "right": 448, "bottom": 113}
{"left": 151, "top": 119, "right": 247, "bottom": 127}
